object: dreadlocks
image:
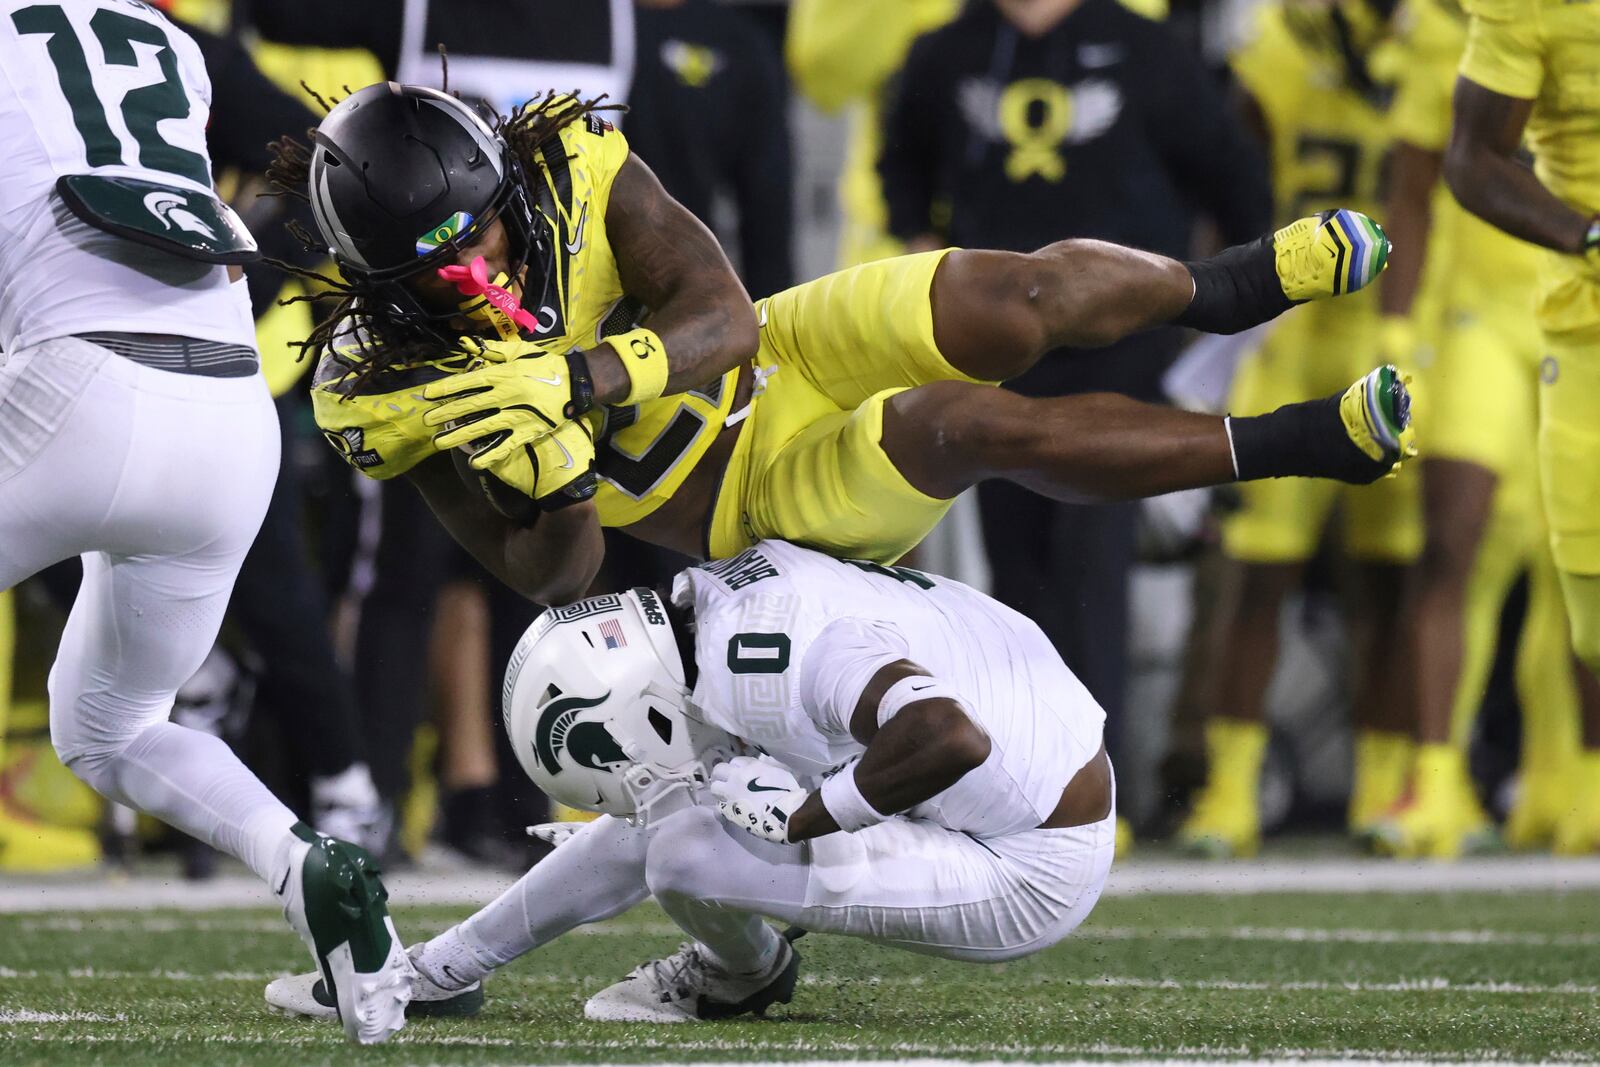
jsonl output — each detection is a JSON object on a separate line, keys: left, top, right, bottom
{"left": 264, "top": 90, "right": 624, "bottom": 396}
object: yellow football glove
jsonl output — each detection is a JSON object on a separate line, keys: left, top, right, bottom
{"left": 422, "top": 347, "right": 595, "bottom": 467}
{"left": 457, "top": 412, "right": 599, "bottom": 513}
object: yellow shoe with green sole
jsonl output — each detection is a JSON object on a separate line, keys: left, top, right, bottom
{"left": 1276, "top": 209, "right": 1391, "bottom": 301}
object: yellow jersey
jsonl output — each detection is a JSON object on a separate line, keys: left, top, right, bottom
{"left": 1459, "top": 0, "right": 1600, "bottom": 335}
{"left": 1231, "top": 3, "right": 1397, "bottom": 332}
{"left": 310, "top": 114, "right": 739, "bottom": 528}
{"left": 1391, "top": 0, "right": 1540, "bottom": 319}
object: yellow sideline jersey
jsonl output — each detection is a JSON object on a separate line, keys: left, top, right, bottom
{"left": 1390, "top": 0, "right": 1543, "bottom": 476}
{"left": 1459, "top": 0, "right": 1600, "bottom": 338}
{"left": 310, "top": 115, "right": 738, "bottom": 529}
{"left": 787, "top": 0, "right": 962, "bottom": 267}
{"left": 1222, "top": 5, "right": 1420, "bottom": 563}
{"left": 1459, "top": 0, "right": 1600, "bottom": 574}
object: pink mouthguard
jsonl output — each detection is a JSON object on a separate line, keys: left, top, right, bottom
{"left": 436, "top": 255, "right": 538, "bottom": 335}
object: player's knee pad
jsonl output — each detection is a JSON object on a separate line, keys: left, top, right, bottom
{"left": 643, "top": 805, "right": 735, "bottom": 903}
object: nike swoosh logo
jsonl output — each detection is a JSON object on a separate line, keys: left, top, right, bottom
{"left": 747, "top": 779, "right": 790, "bottom": 793}
{"left": 530, "top": 375, "right": 562, "bottom": 387}
{"left": 551, "top": 435, "right": 576, "bottom": 470}
{"left": 565, "top": 201, "right": 588, "bottom": 255}
{"left": 441, "top": 964, "right": 463, "bottom": 986}
{"left": 274, "top": 868, "right": 291, "bottom": 896}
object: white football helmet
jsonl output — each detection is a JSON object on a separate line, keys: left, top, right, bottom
{"left": 503, "top": 587, "right": 733, "bottom": 820}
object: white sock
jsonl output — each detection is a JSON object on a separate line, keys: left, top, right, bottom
{"left": 445, "top": 815, "right": 653, "bottom": 972}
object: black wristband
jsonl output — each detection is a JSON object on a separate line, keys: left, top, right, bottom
{"left": 1176, "top": 234, "right": 1294, "bottom": 335}
{"left": 1227, "top": 396, "right": 1388, "bottom": 485}
{"left": 564, "top": 350, "right": 595, "bottom": 419}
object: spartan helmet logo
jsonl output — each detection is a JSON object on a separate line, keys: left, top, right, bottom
{"left": 533, "top": 691, "right": 629, "bottom": 775}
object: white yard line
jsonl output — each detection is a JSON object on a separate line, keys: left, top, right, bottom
{"left": 5, "top": 855, "right": 1600, "bottom": 913}
{"left": 2, "top": 1032, "right": 1590, "bottom": 1065}
{"left": 10, "top": 914, "right": 1597, "bottom": 951}
{"left": 1, "top": 966, "right": 1593, "bottom": 997}
{"left": 0, "top": 1010, "right": 125, "bottom": 1023}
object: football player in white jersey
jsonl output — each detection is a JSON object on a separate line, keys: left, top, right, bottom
{"left": 0, "top": 0, "right": 410, "bottom": 1042}
{"left": 267, "top": 539, "right": 1114, "bottom": 1022}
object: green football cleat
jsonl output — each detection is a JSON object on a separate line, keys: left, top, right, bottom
{"left": 1275, "top": 208, "right": 1391, "bottom": 301}
{"left": 274, "top": 823, "right": 413, "bottom": 1044}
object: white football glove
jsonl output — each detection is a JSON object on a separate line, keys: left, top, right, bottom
{"left": 708, "top": 755, "right": 808, "bottom": 844}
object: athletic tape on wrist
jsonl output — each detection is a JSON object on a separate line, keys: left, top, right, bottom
{"left": 877, "top": 675, "right": 964, "bottom": 728}
{"left": 820, "top": 765, "right": 888, "bottom": 833}
{"left": 606, "top": 327, "right": 669, "bottom": 406}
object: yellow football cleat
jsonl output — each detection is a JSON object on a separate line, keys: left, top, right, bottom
{"left": 1178, "top": 719, "right": 1266, "bottom": 859}
{"left": 1274, "top": 208, "right": 1391, "bottom": 301}
{"left": 1348, "top": 730, "right": 1413, "bottom": 838}
{"left": 0, "top": 805, "right": 100, "bottom": 873}
{"left": 1369, "top": 745, "right": 1496, "bottom": 861}
{"left": 1552, "top": 752, "right": 1600, "bottom": 856}
{"left": 1339, "top": 364, "right": 1417, "bottom": 478}
{"left": 1504, "top": 765, "right": 1575, "bottom": 851}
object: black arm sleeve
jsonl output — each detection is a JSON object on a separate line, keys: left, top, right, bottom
{"left": 878, "top": 33, "right": 946, "bottom": 243}
{"left": 730, "top": 31, "right": 795, "bottom": 297}
{"left": 233, "top": 0, "right": 402, "bottom": 75}
{"left": 1142, "top": 25, "right": 1272, "bottom": 245}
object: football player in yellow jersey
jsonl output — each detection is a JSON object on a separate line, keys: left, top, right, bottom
{"left": 1179, "top": 0, "right": 1421, "bottom": 858}
{"left": 1445, "top": 0, "right": 1600, "bottom": 852}
{"left": 274, "top": 83, "right": 1404, "bottom": 615}
{"left": 1363, "top": 0, "right": 1592, "bottom": 858}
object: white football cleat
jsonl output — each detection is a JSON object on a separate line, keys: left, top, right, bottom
{"left": 273, "top": 824, "right": 413, "bottom": 1044}
{"left": 266, "top": 943, "right": 484, "bottom": 1022}
{"left": 584, "top": 935, "right": 799, "bottom": 1023}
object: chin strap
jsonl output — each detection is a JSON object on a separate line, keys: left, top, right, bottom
{"left": 438, "top": 255, "right": 538, "bottom": 340}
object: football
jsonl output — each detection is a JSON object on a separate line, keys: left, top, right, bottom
{"left": 446, "top": 416, "right": 542, "bottom": 526}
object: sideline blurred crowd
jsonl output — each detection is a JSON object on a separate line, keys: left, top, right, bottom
{"left": 4, "top": 0, "right": 1594, "bottom": 878}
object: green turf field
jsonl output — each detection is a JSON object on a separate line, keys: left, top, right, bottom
{"left": 3, "top": 889, "right": 1599, "bottom": 1065}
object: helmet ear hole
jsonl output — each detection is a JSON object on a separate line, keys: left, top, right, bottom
{"left": 648, "top": 708, "right": 674, "bottom": 745}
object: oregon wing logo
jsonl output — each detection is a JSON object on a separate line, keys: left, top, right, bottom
{"left": 534, "top": 692, "right": 627, "bottom": 775}
{"left": 142, "top": 191, "right": 218, "bottom": 239}
{"left": 322, "top": 426, "right": 384, "bottom": 470}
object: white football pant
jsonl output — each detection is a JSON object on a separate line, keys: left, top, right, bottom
{"left": 0, "top": 337, "right": 298, "bottom": 879}
{"left": 427, "top": 782, "right": 1115, "bottom": 982}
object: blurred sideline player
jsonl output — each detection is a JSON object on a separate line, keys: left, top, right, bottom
{"left": 1180, "top": 0, "right": 1419, "bottom": 858}
{"left": 267, "top": 541, "right": 1117, "bottom": 1023}
{"left": 787, "top": 0, "right": 1169, "bottom": 272}
{"left": 1445, "top": 0, "right": 1600, "bottom": 851}
{"left": 787, "top": 0, "right": 963, "bottom": 268}
{"left": 0, "top": 0, "right": 409, "bottom": 1041}
{"left": 1369, "top": 0, "right": 1593, "bottom": 858}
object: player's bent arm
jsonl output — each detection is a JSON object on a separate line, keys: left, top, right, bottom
{"left": 406, "top": 455, "right": 604, "bottom": 606}
{"left": 785, "top": 660, "right": 992, "bottom": 842}
{"left": 582, "top": 155, "right": 759, "bottom": 406}
{"left": 1445, "top": 77, "right": 1589, "bottom": 253}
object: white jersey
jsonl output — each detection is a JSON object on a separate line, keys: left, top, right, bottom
{"left": 0, "top": 0, "right": 253, "bottom": 352}
{"left": 673, "top": 540, "right": 1107, "bottom": 838}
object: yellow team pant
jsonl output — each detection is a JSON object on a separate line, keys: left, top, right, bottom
{"left": 709, "top": 249, "right": 997, "bottom": 564}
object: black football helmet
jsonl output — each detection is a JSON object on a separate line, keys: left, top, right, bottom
{"left": 306, "top": 82, "right": 554, "bottom": 336}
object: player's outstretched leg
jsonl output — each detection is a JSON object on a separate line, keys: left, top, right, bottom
{"left": 928, "top": 209, "right": 1390, "bottom": 383}
{"left": 881, "top": 364, "right": 1413, "bottom": 505}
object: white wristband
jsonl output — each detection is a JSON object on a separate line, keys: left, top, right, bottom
{"left": 877, "top": 675, "right": 965, "bottom": 728}
{"left": 819, "top": 765, "right": 887, "bottom": 833}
